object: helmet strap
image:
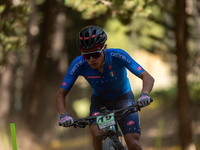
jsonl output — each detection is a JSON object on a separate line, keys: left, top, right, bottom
{"left": 101, "top": 51, "right": 105, "bottom": 64}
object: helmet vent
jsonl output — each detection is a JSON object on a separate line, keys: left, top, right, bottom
{"left": 91, "top": 30, "right": 96, "bottom": 45}
{"left": 79, "top": 32, "right": 84, "bottom": 46}
{"left": 85, "top": 32, "right": 89, "bottom": 46}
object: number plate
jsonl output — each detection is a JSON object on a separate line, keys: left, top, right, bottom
{"left": 96, "top": 113, "right": 115, "bottom": 129}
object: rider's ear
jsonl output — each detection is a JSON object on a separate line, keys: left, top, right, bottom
{"left": 104, "top": 44, "right": 107, "bottom": 52}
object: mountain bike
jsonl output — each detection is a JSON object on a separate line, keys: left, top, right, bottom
{"left": 59, "top": 99, "right": 153, "bottom": 150}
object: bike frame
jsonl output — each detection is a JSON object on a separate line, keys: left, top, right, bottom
{"left": 98, "top": 106, "right": 126, "bottom": 150}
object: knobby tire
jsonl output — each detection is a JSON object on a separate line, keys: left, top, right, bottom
{"left": 102, "top": 138, "right": 117, "bottom": 150}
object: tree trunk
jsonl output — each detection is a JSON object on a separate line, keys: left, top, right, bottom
{"left": 175, "top": 0, "right": 195, "bottom": 149}
{"left": 25, "top": 0, "right": 58, "bottom": 135}
{"left": 36, "top": 0, "right": 68, "bottom": 142}
{"left": 20, "top": 0, "right": 38, "bottom": 123}
{"left": 0, "top": 53, "right": 18, "bottom": 149}
{"left": 23, "top": 0, "right": 69, "bottom": 143}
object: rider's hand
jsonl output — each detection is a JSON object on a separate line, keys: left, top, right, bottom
{"left": 137, "top": 93, "right": 151, "bottom": 107}
{"left": 59, "top": 113, "right": 74, "bottom": 127}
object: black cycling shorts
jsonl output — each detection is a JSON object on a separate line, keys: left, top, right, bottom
{"left": 89, "top": 90, "right": 141, "bottom": 135}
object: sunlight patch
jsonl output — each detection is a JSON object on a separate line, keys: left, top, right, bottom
{"left": 72, "top": 98, "right": 90, "bottom": 118}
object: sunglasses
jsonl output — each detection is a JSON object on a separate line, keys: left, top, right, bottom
{"left": 82, "top": 45, "right": 105, "bottom": 59}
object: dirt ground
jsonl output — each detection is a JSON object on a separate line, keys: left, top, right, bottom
{"left": 140, "top": 105, "right": 200, "bottom": 150}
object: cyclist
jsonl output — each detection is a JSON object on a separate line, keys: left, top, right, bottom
{"left": 56, "top": 25, "right": 154, "bottom": 150}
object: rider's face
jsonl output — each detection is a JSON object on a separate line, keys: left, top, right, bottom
{"left": 83, "top": 45, "right": 106, "bottom": 69}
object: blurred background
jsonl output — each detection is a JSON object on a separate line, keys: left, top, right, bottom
{"left": 0, "top": 0, "right": 200, "bottom": 150}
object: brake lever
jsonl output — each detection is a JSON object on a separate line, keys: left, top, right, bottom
{"left": 77, "top": 120, "right": 89, "bottom": 128}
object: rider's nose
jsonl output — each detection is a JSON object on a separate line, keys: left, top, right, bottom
{"left": 89, "top": 56, "right": 95, "bottom": 61}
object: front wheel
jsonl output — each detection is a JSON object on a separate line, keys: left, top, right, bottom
{"left": 102, "top": 138, "right": 117, "bottom": 150}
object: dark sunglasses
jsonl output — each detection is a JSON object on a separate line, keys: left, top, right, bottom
{"left": 82, "top": 45, "right": 105, "bottom": 59}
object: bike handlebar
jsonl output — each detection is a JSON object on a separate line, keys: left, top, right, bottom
{"left": 59, "top": 98, "right": 153, "bottom": 127}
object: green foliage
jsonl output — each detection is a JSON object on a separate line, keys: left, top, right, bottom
{"left": 155, "top": 118, "right": 164, "bottom": 149}
{"left": 0, "top": 4, "right": 6, "bottom": 13}
{"left": 65, "top": 0, "right": 108, "bottom": 19}
{"left": 149, "top": 85, "right": 177, "bottom": 107}
{"left": 130, "top": 3, "right": 171, "bottom": 51}
{"left": 0, "top": 1, "right": 30, "bottom": 65}
{"left": 131, "top": 17, "right": 166, "bottom": 51}
{"left": 35, "top": 0, "right": 45, "bottom": 5}
{"left": 189, "top": 82, "right": 200, "bottom": 104}
{"left": 64, "top": 0, "right": 154, "bottom": 23}
{"left": 3, "top": 128, "right": 10, "bottom": 150}
{"left": 104, "top": 19, "right": 130, "bottom": 51}
{"left": 64, "top": 0, "right": 175, "bottom": 59}
{"left": 146, "top": 82, "right": 200, "bottom": 107}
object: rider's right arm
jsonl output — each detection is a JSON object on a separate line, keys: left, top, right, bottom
{"left": 61, "top": 56, "right": 85, "bottom": 91}
{"left": 56, "top": 88, "right": 69, "bottom": 115}
{"left": 56, "top": 56, "right": 85, "bottom": 115}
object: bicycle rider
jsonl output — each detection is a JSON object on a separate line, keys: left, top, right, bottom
{"left": 56, "top": 25, "right": 155, "bottom": 150}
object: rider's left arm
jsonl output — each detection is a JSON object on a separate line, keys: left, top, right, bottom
{"left": 138, "top": 71, "right": 155, "bottom": 95}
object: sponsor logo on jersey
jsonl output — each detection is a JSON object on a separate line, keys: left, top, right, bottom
{"left": 70, "top": 59, "right": 86, "bottom": 75}
{"left": 109, "top": 71, "right": 115, "bottom": 77}
{"left": 87, "top": 76, "right": 101, "bottom": 79}
{"left": 138, "top": 66, "right": 142, "bottom": 71}
{"left": 111, "top": 52, "right": 131, "bottom": 63}
{"left": 62, "top": 82, "right": 67, "bottom": 86}
{"left": 108, "top": 65, "right": 112, "bottom": 69}
{"left": 92, "top": 112, "right": 100, "bottom": 116}
{"left": 127, "top": 120, "right": 134, "bottom": 125}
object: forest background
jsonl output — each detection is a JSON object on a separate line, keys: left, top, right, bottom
{"left": 0, "top": 0, "right": 200, "bottom": 150}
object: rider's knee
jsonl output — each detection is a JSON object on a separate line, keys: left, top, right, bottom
{"left": 92, "top": 133, "right": 102, "bottom": 144}
{"left": 93, "top": 134, "right": 101, "bottom": 141}
{"left": 90, "top": 124, "right": 102, "bottom": 136}
{"left": 90, "top": 128, "right": 102, "bottom": 142}
{"left": 127, "top": 140, "right": 141, "bottom": 150}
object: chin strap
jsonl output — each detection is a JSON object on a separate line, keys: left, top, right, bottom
{"left": 101, "top": 52, "right": 105, "bottom": 65}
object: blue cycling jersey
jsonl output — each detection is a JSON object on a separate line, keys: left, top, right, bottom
{"left": 61, "top": 48, "right": 144, "bottom": 99}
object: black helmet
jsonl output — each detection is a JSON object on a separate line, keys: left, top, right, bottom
{"left": 77, "top": 25, "right": 107, "bottom": 52}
